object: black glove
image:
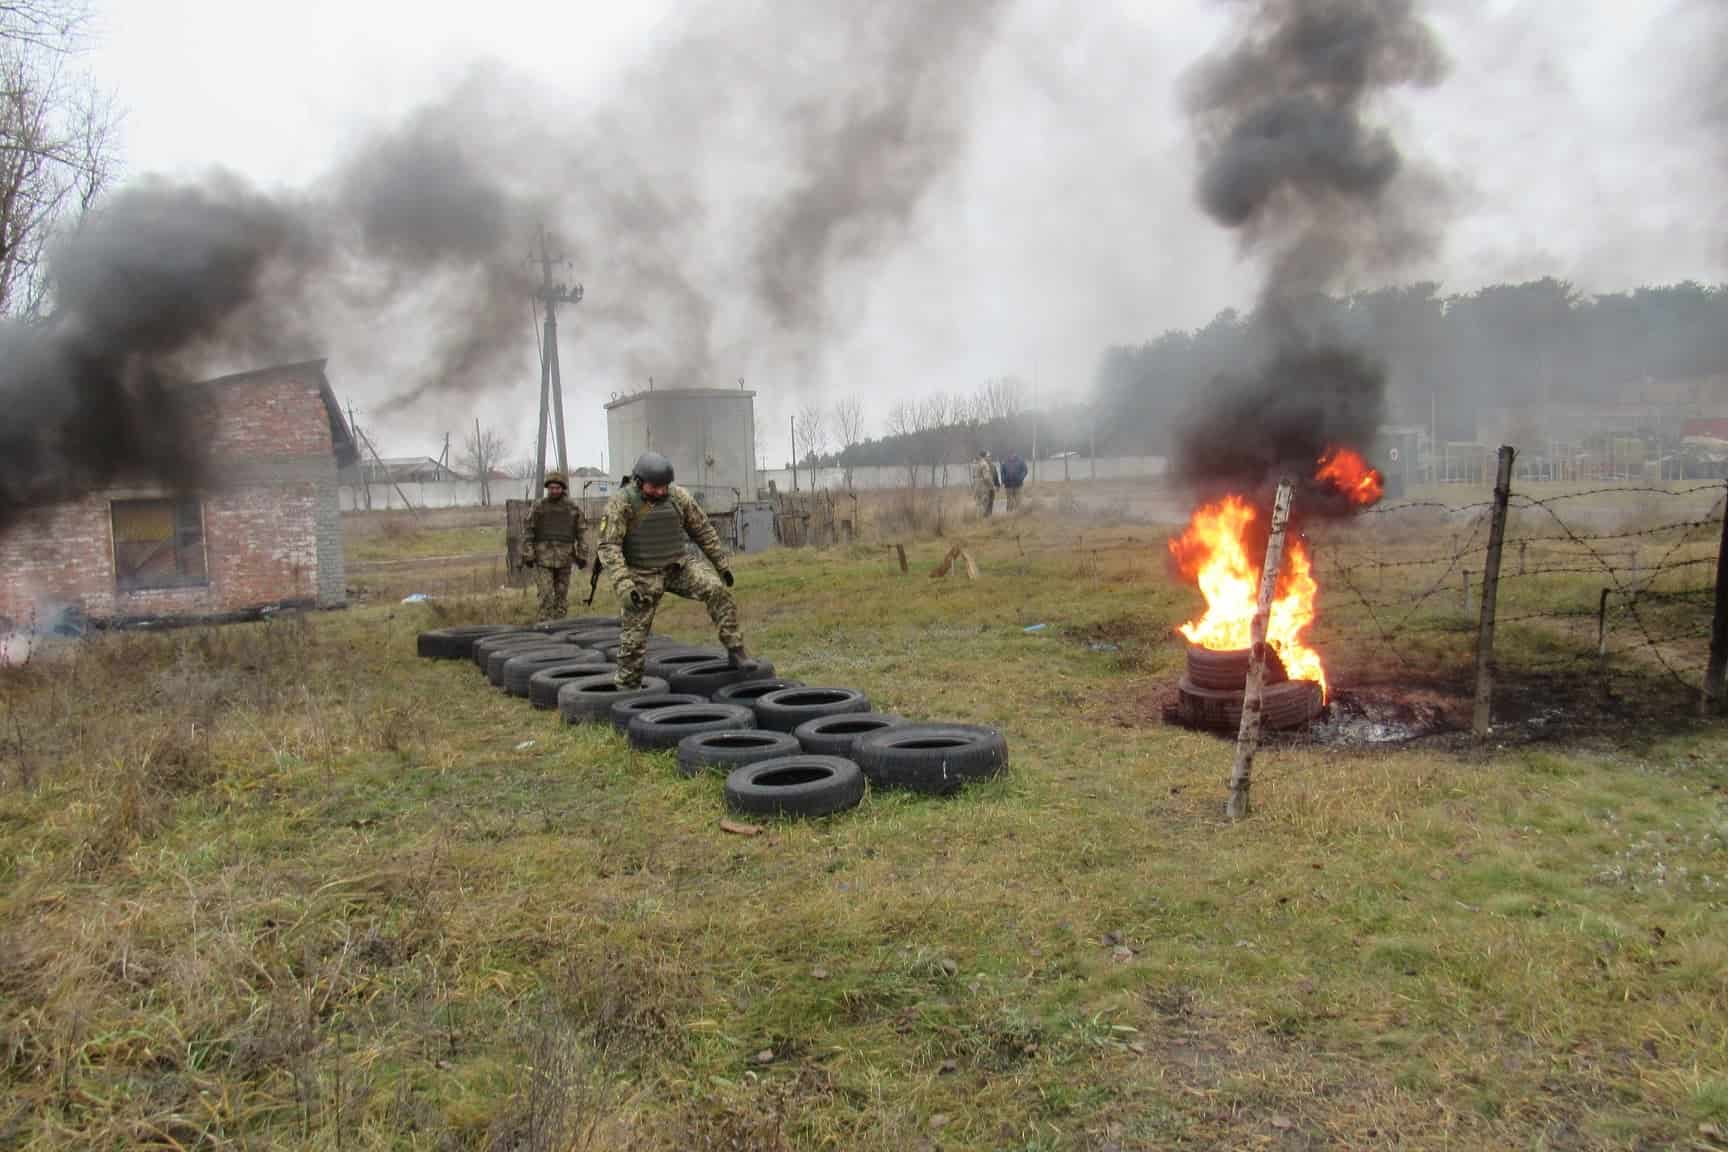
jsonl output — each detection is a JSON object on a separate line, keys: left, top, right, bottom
{"left": 574, "top": 554, "right": 588, "bottom": 571}
{"left": 519, "top": 551, "right": 536, "bottom": 569}
{"left": 627, "top": 586, "right": 648, "bottom": 611}
{"left": 720, "top": 568, "right": 735, "bottom": 588}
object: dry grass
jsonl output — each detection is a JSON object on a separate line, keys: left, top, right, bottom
{"left": 1, "top": 499, "right": 1725, "bottom": 1149}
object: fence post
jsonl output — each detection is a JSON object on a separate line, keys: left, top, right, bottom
{"left": 1228, "top": 476, "right": 1294, "bottom": 822}
{"left": 1703, "top": 483, "right": 1728, "bottom": 715}
{"left": 1597, "top": 587, "right": 1612, "bottom": 699}
{"left": 1472, "top": 445, "right": 1517, "bottom": 738}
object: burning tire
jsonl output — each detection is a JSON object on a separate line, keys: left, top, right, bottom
{"left": 793, "top": 713, "right": 906, "bottom": 758}
{"left": 609, "top": 693, "right": 706, "bottom": 732}
{"left": 853, "top": 724, "right": 1007, "bottom": 795}
{"left": 753, "top": 687, "right": 872, "bottom": 733}
{"left": 528, "top": 659, "right": 615, "bottom": 709}
{"left": 1185, "top": 645, "right": 1288, "bottom": 691}
{"left": 711, "top": 678, "right": 804, "bottom": 704}
{"left": 669, "top": 658, "right": 780, "bottom": 698}
{"left": 558, "top": 674, "right": 670, "bottom": 724}
{"left": 1174, "top": 677, "right": 1322, "bottom": 732}
{"left": 676, "top": 730, "right": 801, "bottom": 778}
{"left": 723, "top": 756, "right": 865, "bottom": 818}
{"left": 417, "top": 625, "right": 516, "bottom": 661}
{"left": 625, "top": 703, "right": 754, "bottom": 751}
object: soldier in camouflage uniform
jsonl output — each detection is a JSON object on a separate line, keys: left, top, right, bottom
{"left": 519, "top": 471, "right": 587, "bottom": 620}
{"left": 597, "top": 452, "right": 757, "bottom": 688}
{"left": 971, "top": 450, "right": 999, "bottom": 518}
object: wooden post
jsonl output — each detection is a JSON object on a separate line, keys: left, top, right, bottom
{"left": 1518, "top": 540, "right": 1527, "bottom": 576}
{"left": 1703, "top": 483, "right": 1728, "bottom": 715}
{"left": 1597, "top": 587, "right": 1612, "bottom": 699}
{"left": 1461, "top": 570, "right": 1471, "bottom": 613}
{"left": 1472, "top": 445, "right": 1517, "bottom": 738}
{"left": 1228, "top": 477, "right": 1294, "bottom": 822}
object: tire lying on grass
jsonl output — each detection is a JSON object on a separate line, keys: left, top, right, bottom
{"left": 610, "top": 692, "right": 705, "bottom": 732}
{"left": 668, "top": 658, "right": 779, "bottom": 698}
{"left": 625, "top": 703, "right": 754, "bottom": 751}
{"left": 565, "top": 628, "right": 625, "bottom": 649}
{"left": 711, "top": 678, "right": 804, "bottom": 705}
{"left": 853, "top": 724, "right": 1008, "bottom": 795}
{"left": 598, "top": 638, "right": 704, "bottom": 663}
{"left": 674, "top": 729, "right": 801, "bottom": 778}
{"left": 528, "top": 660, "right": 616, "bottom": 710}
{"left": 1174, "top": 677, "right": 1321, "bottom": 732}
{"left": 753, "top": 687, "right": 871, "bottom": 733}
{"left": 1184, "top": 645, "right": 1288, "bottom": 691}
{"left": 416, "top": 624, "right": 517, "bottom": 661}
{"left": 490, "top": 644, "right": 586, "bottom": 688}
{"left": 793, "top": 712, "right": 906, "bottom": 758}
{"left": 472, "top": 631, "right": 550, "bottom": 670}
{"left": 533, "top": 616, "right": 620, "bottom": 634}
{"left": 503, "top": 647, "right": 602, "bottom": 697}
{"left": 723, "top": 756, "right": 865, "bottom": 818}
{"left": 644, "top": 650, "right": 728, "bottom": 679}
{"left": 558, "top": 674, "right": 669, "bottom": 724}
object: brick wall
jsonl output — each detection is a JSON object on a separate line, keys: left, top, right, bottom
{"left": 0, "top": 366, "right": 350, "bottom": 628}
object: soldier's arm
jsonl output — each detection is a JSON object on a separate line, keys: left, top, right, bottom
{"left": 573, "top": 507, "right": 590, "bottom": 567}
{"left": 678, "top": 491, "right": 730, "bottom": 572}
{"left": 596, "top": 498, "right": 631, "bottom": 589}
{"left": 520, "top": 502, "right": 540, "bottom": 561}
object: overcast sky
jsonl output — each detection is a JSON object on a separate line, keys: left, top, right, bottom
{"left": 88, "top": 0, "right": 1725, "bottom": 471}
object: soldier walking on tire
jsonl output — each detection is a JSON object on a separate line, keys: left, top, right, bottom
{"left": 597, "top": 453, "right": 757, "bottom": 689}
{"left": 519, "top": 471, "right": 587, "bottom": 620}
{"left": 972, "top": 450, "right": 999, "bottom": 518}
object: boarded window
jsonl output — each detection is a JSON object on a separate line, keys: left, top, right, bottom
{"left": 112, "top": 498, "right": 208, "bottom": 591}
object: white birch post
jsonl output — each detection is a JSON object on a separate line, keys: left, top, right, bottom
{"left": 1228, "top": 477, "right": 1294, "bottom": 822}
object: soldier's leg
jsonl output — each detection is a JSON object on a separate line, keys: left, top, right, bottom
{"left": 534, "top": 565, "right": 560, "bottom": 620}
{"left": 614, "top": 572, "right": 665, "bottom": 687}
{"left": 549, "top": 563, "right": 571, "bottom": 618}
{"left": 665, "top": 563, "right": 743, "bottom": 651}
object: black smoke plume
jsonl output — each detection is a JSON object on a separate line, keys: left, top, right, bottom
{"left": 1175, "top": 0, "right": 1446, "bottom": 504}
{"left": 0, "top": 0, "right": 1007, "bottom": 537}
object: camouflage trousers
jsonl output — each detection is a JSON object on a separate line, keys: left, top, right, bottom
{"left": 974, "top": 487, "right": 995, "bottom": 517}
{"left": 533, "top": 562, "right": 574, "bottom": 620}
{"left": 615, "top": 561, "right": 743, "bottom": 686}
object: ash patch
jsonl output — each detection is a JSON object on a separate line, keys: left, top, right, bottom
{"left": 1303, "top": 688, "right": 1460, "bottom": 746}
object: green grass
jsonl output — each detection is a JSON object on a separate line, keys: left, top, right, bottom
{"left": 1, "top": 513, "right": 1725, "bottom": 1149}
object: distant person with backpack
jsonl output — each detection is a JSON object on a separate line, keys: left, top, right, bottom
{"left": 1000, "top": 452, "right": 1029, "bottom": 512}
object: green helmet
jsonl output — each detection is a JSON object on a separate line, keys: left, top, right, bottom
{"left": 544, "top": 471, "right": 569, "bottom": 488}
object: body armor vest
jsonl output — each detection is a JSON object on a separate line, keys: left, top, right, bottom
{"left": 621, "top": 494, "right": 687, "bottom": 569}
{"left": 536, "top": 499, "right": 578, "bottom": 543}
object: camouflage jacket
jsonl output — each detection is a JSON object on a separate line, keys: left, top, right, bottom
{"left": 521, "top": 497, "right": 586, "bottom": 566}
{"left": 972, "top": 458, "right": 999, "bottom": 490}
{"left": 596, "top": 483, "right": 730, "bottom": 584}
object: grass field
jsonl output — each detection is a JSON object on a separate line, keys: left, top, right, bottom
{"left": 2, "top": 502, "right": 1726, "bottom": 1150}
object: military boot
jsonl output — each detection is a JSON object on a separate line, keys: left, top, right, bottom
{"left": 727, "top": 646, "right": 759, "bottom": 673}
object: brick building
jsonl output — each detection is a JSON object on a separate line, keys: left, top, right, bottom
{"left": 0, "top": 359, "right": 357, "bottom": 630}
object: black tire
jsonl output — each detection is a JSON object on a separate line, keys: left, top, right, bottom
{"left": 711, "top": 678, "right": 804, "bottom": 705}
{"left": 532, "top": 616, "right": 620, "bottom": 634}
{"left": 558, "top": 674, "right": 670, "bottom": 724}
{"left": 625, "top": 703, "right": 754, "bottom": 751}
{"left": 669, "top": 658, "right": 780, "bottom": 698}
{"left": 528, "top": 659, "right": 615, "bottom": 709}
{"left": 753, "top": 687, "right": 871, "bottom": 733}
{"left": 503, "top": 647, "right": 599, "bottom": 696}
{"left": 674, "top": 729, "right": 801, "bottom": 778}
{"left": 853, "top": 724, "right": 1008, "bottom": 794}
{"left": 490, "top": 643, "right": 584, "bottom": 687}
{"left": 1184, "top": 645, "right": 1288, "bottom": 691}
{"left": 610, "top": 692, "right": 706, "bottom": 732}
{"left": 793, "top": 712, "right": 907, "bottom": 758}
{"left": 644, "top": 650, "right": 728, "bottom": 679}
{"left": 472, "top": 631, "right": 548, "bottom": 670}
{"left": 723, "top": 756, "right": 865, "bottom": 818}
{"left": 417, "top": 624, "right": 516, "bottom": 661}
{"left": 599, "top": 639, "right": 703, "bottom": 663}
{"left": 565, "top": 626, "right": 625, "bottom": 645}
{"left": 1174, "top": 677, "right": 1320, "bottom": 732}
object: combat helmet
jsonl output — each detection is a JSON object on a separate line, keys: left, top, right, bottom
{"left": 632, "top": 452, "right": 674, "bottom": 486}
{"left": 544, "top": 470, "right": 569, "bottom": 488}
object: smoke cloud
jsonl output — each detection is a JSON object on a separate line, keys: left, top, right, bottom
{"left": 0, "top": 0, "right": 1008, "bottom": 535}
{"left": 1174, "top": 0, "right": 1446, "bottom": 503}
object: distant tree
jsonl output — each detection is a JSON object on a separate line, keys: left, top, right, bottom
{"left": 833, "top": 394, "right": 864, "bottom": 487}
{"left": 462, "top": 424, "right": 508, "bottom": 506}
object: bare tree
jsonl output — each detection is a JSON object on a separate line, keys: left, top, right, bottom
{"left": 832, "top": 394, "right": 864, "bottom": 488}
{"left": 0, "top": 2, "right": 120, "bottom": 318}
{"left": 793, "top": 404, "right": 828, "bottom": 479}
{"left": 973, "top": 377, "right": 1026, "bottom": 423}
{"left": 886, "top": 400, "right": 919, "bottom": 487}
{"left": 463, "top": 423, "right": 508, "bottom": 506}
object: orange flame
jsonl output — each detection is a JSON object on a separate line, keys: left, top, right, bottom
{"left": 1169, "top": 495, "right": 1326, "bottom": 698}
{"left": 1316, "top": 446, "right": 1384, "bottom": 506}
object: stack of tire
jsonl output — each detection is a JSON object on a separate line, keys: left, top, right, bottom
{"left": 416, "top": 617, "right": 1009, "bottom": 823}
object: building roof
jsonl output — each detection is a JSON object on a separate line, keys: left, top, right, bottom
{"left": 194, "top": 358, "right": 359, "bottom": 469}
{"left": 604, "top": 386, "right": 757, "bottom": 411}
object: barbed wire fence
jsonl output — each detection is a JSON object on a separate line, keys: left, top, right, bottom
{"left": 1305, "top": 450, "right": 1728, "bottom": 731}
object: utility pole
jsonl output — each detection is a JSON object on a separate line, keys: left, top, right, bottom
{"left": 531, "top": 229, "right": 583, "bottom": 491}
